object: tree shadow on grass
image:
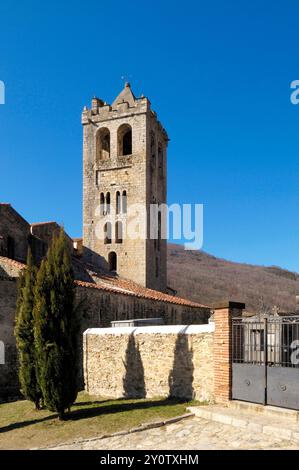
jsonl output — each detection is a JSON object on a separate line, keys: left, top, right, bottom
{"left": 0, "top": 414, "right": 57, "bottom": 434}
{"left": 73, "top": 399, "right": 113, "bottom": 407}
{"left": 0, "top": 397, "right": 187, "bottom": 433}
{"left": 67, "top": 398, "right": 184, "bottom": 422}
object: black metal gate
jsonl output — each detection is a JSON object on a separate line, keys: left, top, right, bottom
{"left": 232, "top": 316, "right": 299, "bottom": 410}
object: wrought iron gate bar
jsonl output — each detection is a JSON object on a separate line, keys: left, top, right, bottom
{"left": 232, "top": 318, "right": 266, "bottom": 365}
{"left": 232, "top": 315, "right": 299, "bottom": 410}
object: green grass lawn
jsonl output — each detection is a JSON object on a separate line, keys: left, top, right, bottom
{"left": 0, "top": 392, "right": 199, "bottom": 450}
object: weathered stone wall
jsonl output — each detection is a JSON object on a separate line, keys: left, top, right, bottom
{"left": 0, "top": 279, "right": 19, "bottom": 399}
{"left": 76, "top": 285, "right": 210, "bottom": 328}
{"left": 0, "top": 204, "right": 30, "bottom": 262}
{"left": 84, "top": 325, "right": 215, "bottom": 401}
{"left": 75, "top": 285, "right": 210, "bottom": 386}
{"left": 0, "top": 271, "right": 210, "bottom": 400}
{"left": 0, "top": 206, "right": 62, "bottom": 265}
{"left": 30, "top": 222, "right": 74, "bottom": 252}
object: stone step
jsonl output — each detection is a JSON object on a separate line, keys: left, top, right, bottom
{"left": 187, "top": 404, "right": 299, "bottom": 443}
{"left": 229, "top": 400, "right": 299, "bottom": 422}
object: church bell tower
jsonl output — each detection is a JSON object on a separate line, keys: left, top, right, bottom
{"left": 82, "top": 83, "right": 168, "bottom": 292}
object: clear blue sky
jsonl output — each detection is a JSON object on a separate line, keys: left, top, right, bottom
{"left": 1, "top": 0, "right": 299, "bottom": 271}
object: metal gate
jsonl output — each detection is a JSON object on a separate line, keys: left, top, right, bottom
{"left": 232, "top": 316, "right": 299, "bottom": 410}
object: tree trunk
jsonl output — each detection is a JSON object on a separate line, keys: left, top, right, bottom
{"left": 58, "top": 410, "right": 65, "bottom": 421}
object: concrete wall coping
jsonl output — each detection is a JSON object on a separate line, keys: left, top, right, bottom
{"left": 84, "top": 323, "right": 215, "bottom": 336}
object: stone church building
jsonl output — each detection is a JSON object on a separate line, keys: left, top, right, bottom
{"left": 0, "top": 84, "right": 211, "bottom": 400}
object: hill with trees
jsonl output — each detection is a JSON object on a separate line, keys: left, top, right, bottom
{"left": 167, "top": 244, "right": 298, "bottom": 313}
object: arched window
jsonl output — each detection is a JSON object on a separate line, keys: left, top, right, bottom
{"left": 7, "top": 236, "right": 15, "bottom": 260}
{"left": 122, "top": 190, "right": 127, "bottom": 214}
{"left": 109, "top": 251, "right": 117, "bottom": 272}
{"left": 104, "top": 222, "right": 112, "bottom": 244}
{"left": 106, "top": 192, "right": 111, "bottom": 215}
{"left": 115, "top": 221, "right": 123, "bottom": 244}
{"left": 118, "top": 124, "right": 132, "bottom": 156}
{"left": 100, "top": 192, "right": 105, "bottom": 215}
{"left": 96, "top": 127, "right": 110, "bottom": 160}
{"left": 116, "top": 191, "right": 121, "bottom": 215}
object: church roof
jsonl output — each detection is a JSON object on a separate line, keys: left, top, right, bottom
{"left": 112, "top": 82, "right": 136, "bottom": 109}
{"left": 0, "top": 256, "right": 26, "bottom": 270}
{"left": 0, "top": 255, "right": 209, "bottom": 309}
{"left": 76, "top": 275, "right": 209, "bottom": 309}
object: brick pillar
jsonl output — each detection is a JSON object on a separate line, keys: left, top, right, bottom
{"left": 213, "top": 301, "right": 245, "bottom": 403}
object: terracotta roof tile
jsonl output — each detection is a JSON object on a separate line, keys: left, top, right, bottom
{"left": 0, "top": 256, "right": 26, "bottom": 269}
{"left": 0, "top": 256, "right": 209, "bottom": 309}
{"left": 76, "top": 277, "right": 209, "bottom": 308}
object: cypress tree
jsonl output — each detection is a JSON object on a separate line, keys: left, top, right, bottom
{"left": 15, "top": 249, "right": 42, "bottom": 409}
{"left": 34, "top": 229, "right": 78, "bottom": 420}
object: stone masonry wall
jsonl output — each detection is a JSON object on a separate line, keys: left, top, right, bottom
{"left": 0, "top": 279, "right": 19, "bottom": 399}
{"left": 76, "top": 285, "right": 210, "bottom": 328}
{"left": 75, "top": 285, "right": 210, "bottom": 387}
{"left": 84, "top": 325, "right": 215, "bottom": 401}
{"left": 0, "top": 269, "right": 210, "bottom": 400}
{"left": 0, "top": 205, "right": 30, "bottom": 262}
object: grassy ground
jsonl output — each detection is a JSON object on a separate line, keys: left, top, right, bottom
{"left": 0, "top": 392, "right": 199, "bottom": 450}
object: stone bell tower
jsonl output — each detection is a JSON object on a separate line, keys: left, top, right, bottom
{"left": 82, "top": 83, "right": 168, "bottom": 292}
